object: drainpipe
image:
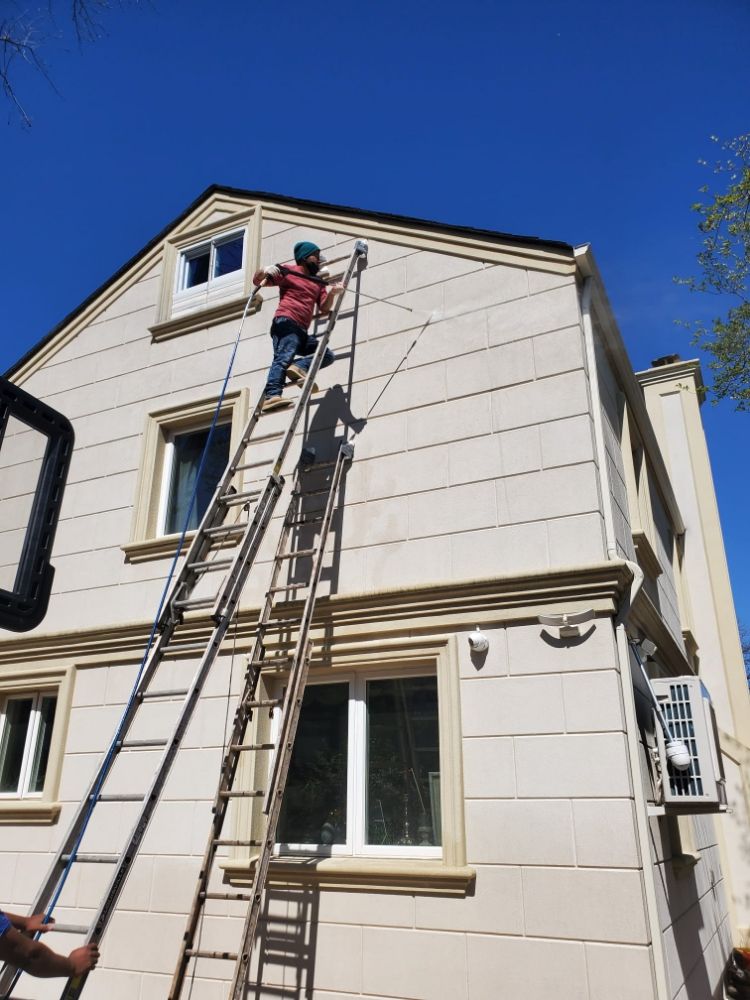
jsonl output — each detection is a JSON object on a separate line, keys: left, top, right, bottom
{"left": 579, "top": 270, "right": 671, "bottom": 1000}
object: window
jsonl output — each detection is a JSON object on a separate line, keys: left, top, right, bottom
{"left": 125, "top": 390, "right": 249, "bottom": 562}
{"left": 172, "top": 230, "right": 246, "bottom": 318}
{"left": 157, "top": 422, "right": 232, "bottom": 536}
{"left": 0, "top": 693, "right": 57, "bottom": 797}
{"left": 275, "top": 672, "right": 441, "bottom": 859}
{"left": 224, "top": 638, "right": 469, "bottom": 891}
{"left": 0, "top": 665, "right": 72, "bottom": 823}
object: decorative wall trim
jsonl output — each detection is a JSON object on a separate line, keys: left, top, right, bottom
{"left": 220, "top": 857, "right": 475, "bottom": 896}
{"left": 0, "top": 562, "right": 634, "bottom": 666}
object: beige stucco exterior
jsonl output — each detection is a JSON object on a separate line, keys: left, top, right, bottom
{"left": 0, "top": 190, "right": 747, "bottom": 999}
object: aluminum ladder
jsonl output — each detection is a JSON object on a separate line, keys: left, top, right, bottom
{"left": 0, "top": 237, "right": 368, "bottom": 1000}
{"left": 168, "top": 438, "right": 354, "bottom": 1000}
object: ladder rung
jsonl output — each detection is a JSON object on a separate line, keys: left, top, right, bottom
{"left": 213, "top": 839, "right": 263, "bottom": 847}
{"left": 220, "top": 490, "right": 260, "bottom": 506}
{"left": 219, "top": 790, "right": 265, "bottom": 798}
{"left": 287, "top": 515, "right": 324, "bottom": 526}
{"left": 248, "top": 657, "right": 293, "bottom": 668}
{"left": 140, "top": 688, "right": 190, "bottom": 700}
{"left": 293, "top": 487, "right": 331, "bottom": 497}
{"left": 159, "top": 642, "right": 209, "bottom": 656}
{"left": 230, "top": 743, "right": 275, "bottom": 751}
{"left": 92, "top": 794, "right": 143, "bottom": 802}
{"left": 62, "top": 854, "right": 118, "bottom": 864}
{"left": 173, "top": 597, "right": 215, "bottom": 611}
{"left": 118, "top": 739, "right": 168, "bottom": 749}
{"left": 188, "top": 558, "right": 233, "bottom": 572}
{"left": 185, "top": 949, "right": 238, "bottom": 961}
{"left": 267, "top": 582, "right": 308, "bottom": 594}
{"left": 235, "top": 459, "right": 272, "bottom": 472}
{"left": 278, "top": 548, "right": 316, "bottom": 560}
{"left": 249, "top": 699, "right": 283, "bottom": 709}
{"left": 203, "top": 523, "right": 247, "bottom": 538}
{"left": 48, "top": 923, "right": 89, "bottom": 934}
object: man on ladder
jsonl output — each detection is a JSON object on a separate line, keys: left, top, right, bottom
{"left": 255, "top": 241, "right": 344, "bottom": 412}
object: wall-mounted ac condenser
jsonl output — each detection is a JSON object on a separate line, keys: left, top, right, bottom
{"left": 652, "top": 676, "right": 727, "bottom": 812}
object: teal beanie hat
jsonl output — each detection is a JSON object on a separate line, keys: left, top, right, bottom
{"left": 294, "top": 241, "right": 320, "bottom": 263}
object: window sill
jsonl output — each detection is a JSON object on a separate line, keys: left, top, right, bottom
{"left": 122, "top": 532, "right": 195, "bottom": 564}
{"left": 0, "top": 800, "right": 61, "bottom": 824}
{"left": 221, "top": 856, "right": 475, "bottom": 896}
{"left": 122, "top": 529, "right": 242, "bottom": 564}
{"left": 150, "top": 295, "right": 260, "bottom": 342}
{"left": 632, "top": 529, "right": 663, "bottom": 580}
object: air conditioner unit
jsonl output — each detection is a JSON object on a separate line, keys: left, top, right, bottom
{"left": 652, "top": 676, "right": 727, "bottom": 812}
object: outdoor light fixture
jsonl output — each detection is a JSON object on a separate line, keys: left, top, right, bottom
{"left": 537, "top": 608, "right": 595, "bottom": 638}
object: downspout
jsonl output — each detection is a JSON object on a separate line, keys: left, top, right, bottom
{"left": 580, "top": 269, "right": 671, "bottom": 1000}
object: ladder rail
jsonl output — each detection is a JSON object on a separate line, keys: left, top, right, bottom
{"left": 167, "top": 463, "right": 308, "bottom": 1000}
{"left": 167, "top": 442, "right": 353, "bottom": 1000}
{"left": 229, "top": 442, "right": 353, "bottom": 1000}
{"left": 55, "top": 476, "right": 285, "bottom": 1000}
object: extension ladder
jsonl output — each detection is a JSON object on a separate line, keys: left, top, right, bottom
{"left": 169, "top": 438, "right": 354, "bottom": 1000}
{"left": 0, "top": 238, "right": 368, "bottom": 1000}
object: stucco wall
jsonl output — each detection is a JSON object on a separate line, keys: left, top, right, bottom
{"left": 1, "top": 217, "right": 606, "bottom": 637}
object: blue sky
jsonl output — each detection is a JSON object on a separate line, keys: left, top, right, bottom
{"left": 1, "top": 0, "right": 748, "bottom": 625}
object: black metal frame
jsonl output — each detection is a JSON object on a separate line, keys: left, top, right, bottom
{"left": 0, "top": 376, "right": 74, "bottom": 633}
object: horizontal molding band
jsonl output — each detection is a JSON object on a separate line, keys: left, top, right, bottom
{"left": 0, "top": 561, "right": 636, "bottom": 666}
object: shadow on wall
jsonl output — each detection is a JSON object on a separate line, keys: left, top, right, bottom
{"left": 249, "top": 882, "right": 320, "bottom": 998}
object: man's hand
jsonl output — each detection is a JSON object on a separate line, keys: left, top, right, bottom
{"left": 264, "top": 264, "right": 282, "bottom": 280}
{"left": 329, "top": 283, "right": 345, "bottom": 296}
{"left": 24, "top": 914, "right": 53, "bottom": 935}
{"left": 67, "top": 944, "right": 99, "bottom": 976}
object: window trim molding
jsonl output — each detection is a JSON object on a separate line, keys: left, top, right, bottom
{"left": 0, "top": 663, "right": 74, "bottom": 824}
{"left": 222, "top": 635, "right": 471, "bottom": 894}
{"left": 123, "top": 389, "right": 249, "bottom": 563}
{"left": 149, "top": 208, "right": 262, "bottom": 342}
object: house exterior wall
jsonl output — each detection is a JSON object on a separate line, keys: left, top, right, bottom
{"left": 0, "top": 195, "right": 743, "bottom": 1000}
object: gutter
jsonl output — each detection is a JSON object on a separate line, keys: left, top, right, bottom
{"left": 579, "top": 271, "right": 671, "bottom": 1000}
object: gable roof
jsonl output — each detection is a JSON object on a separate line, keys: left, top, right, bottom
{"left": 5, "top": 185, "right": 575, "bottom": 379}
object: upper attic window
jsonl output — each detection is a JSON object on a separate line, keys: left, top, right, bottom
{"left": 173, "top": 230, "right": 246, "bottom": 318}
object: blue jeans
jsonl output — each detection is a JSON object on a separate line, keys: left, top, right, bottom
{"left": 264, "top": 317, "right": 335, "bottom": 398}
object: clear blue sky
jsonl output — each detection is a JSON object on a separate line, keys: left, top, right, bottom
{"left": 2, "top": 0, "right": 748, "bottom": 626}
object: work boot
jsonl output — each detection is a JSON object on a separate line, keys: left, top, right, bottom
{"left": 286, "top": 364, "right": 319, "bottom": 393}
{"left": 262, "top": 396, "right": 293, "bottom": 413}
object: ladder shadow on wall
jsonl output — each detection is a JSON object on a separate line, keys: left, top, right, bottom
{"left": 286, "top": 266, "right": 368, "bottom": 605}
{"left": 248, "top": 882, "right": 320, "bottom": 999}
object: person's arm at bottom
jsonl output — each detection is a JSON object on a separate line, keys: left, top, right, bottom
{"left": 0, "top": 927, "right": 99, "bottom": 978}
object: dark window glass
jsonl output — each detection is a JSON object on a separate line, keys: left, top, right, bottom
{"left": 278, "top": 683, "right": 348, "bottom": 845}
{"left": 28, "top": 696, "right": 57, "bottom": 793}
{"left": 214, "top": 236, "right": 244, "bottom": 278}
{"left": 0, "top": 698, "right": 33, "bottom": 793}
{"left": 185, "top": 250, "right": 210, "bottom": 288}
{"left": 164, "top": 423, "right": 231, "bottom": 535}
{"left": 367, "top": 677, "right": 440, "bottom": 846}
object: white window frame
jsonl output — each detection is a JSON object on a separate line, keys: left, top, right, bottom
{"left": 155, "top": 419, "right": 233, "bottom": 537}
{"left": 124, "top": 389, "right": 249, "bottom": 563}
{"left": 0, "top": 691, "right": 57, "bottom": 799}
{"left": 0, "top": 664, "right": 72, "bottom": 824}
{"left": 172, "top": 228, "right": 246, "bottom": 318}
{"left": 272, "top": 666, "right": 442, "bottom": 861}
